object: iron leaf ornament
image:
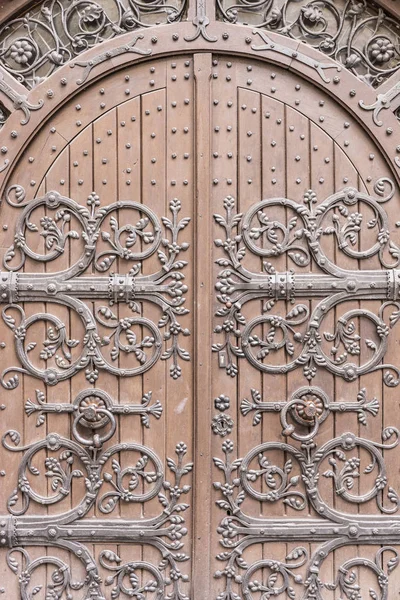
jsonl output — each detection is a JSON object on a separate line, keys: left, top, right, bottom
{"left": 0, "top": 190, "right": 191, "bottom": 387}
{"left": 214, "top": 431, "right": 400, "bottom": 600}
{"left": 1, "top": 397, "right": 193, "bottom": 600}
{"left": 216, "top": 0, "right": 400, "bottom": 87}
{"left": 213, "top": 181, "right": 400, "bottom": 386}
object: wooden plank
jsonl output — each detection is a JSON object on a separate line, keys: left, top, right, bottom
{"left": 164, "top": 56, "right": 194, "bottom": 600}
{"left": 210, "top": 55, "right": 240, "bottom": 599}
{"left": 332, "top": 145, "right": 359, "bottom": 600}
{"left": 236, "top": 84, "right": 263, "bottom": 581}
{"left": 192, "top": 52, "right": 213, "bottom": 600}
{"left": 91, "top": 104, "right": 119, "bottom": 580}
{"left": 141, "top": 81, "right": 168, "bottom": 583}
{"left": 68, "top": 122, "right": 95, "bottom": 579}
{"left": 117, "top": 95, "right": 144, "bottom": 575}
{"left": 309, "top": 121, "right": 335, "bottom": 600}
{"left": 283, "top": 103, "right": 314, "bottom": 592}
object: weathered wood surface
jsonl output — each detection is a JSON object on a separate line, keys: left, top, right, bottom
{"left": 0, "top": 3, "right": 399, "bottom": 598}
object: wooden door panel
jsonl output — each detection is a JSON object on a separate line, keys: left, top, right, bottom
{"left": 210, "top": 55, "right": 400, "bottom": 599}
{"left": 1, "top": 43, "right": 400, "bottom": 600}
{"left": 0, "top": 55, "right": 194, "bottom": 600}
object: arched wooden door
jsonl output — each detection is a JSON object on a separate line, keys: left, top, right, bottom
{"left": 0, "top": 2, "right": 400, "bottom": 599}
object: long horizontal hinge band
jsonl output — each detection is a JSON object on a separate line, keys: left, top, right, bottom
{"left": 1, "top": 515, "right": 400, "bottom": 548}
{"left": 0, "top": 269, "right": 398, "bottom": 303}
{"left": 0, "top": 271, "right": 179, "bottom": 303}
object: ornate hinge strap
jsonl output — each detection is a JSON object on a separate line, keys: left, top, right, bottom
{"left": 0, "top": 72, "right": 43, "bottom": 124}
{"left": 213, "top": 180, "right": 400, "bottom": 385}
{"left": 213, "top": 433, "right": 400, "bottom": 600}
{"left": 251, "top": 30, "right": 341, "bottom": 84}
{"left": 70, "top": 34, "right": 152, "bottom": 85}
{"left": 1, "top": 398, "right": 193, "bottom": 599}
{"left": 0, "top": 190, "right": 190, "bottom": 386}
{"left": 359, "top": 80, "right": 400, "bottom": 126}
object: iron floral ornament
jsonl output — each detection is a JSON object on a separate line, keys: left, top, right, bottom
{"left": 25, "top": 387, "right": 163, "bottom": 429}
{"left": 0, "top": 189, "right": 191, "bottom": 387}
{"left": 241, "top": 385, "right": 379, "bottom": 440}
{"left": 0, "top": 0, "right": 186, "bottom": 89}
{"left": 213, "top": 431, "right": 400, "bottom": 600}
{"left": 1, "top": 396, "right": 192, "bottom": 600}
{"left": 213, "top": 180, "right": 400, "bottom": 386}
{"left": 216, "top": 0, "right": 400, "bottom": 87}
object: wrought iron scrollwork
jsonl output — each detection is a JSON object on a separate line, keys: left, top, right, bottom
{"left": 216, "top": 0, "right": 400, "bottom": 87}
{"left": 2, "top": 396, "right": 192, "bottom": 599}
{"left": 214, "top": 540, "right": 399, "bottom": 600}
{"left": 0, "top": 0, "right": 187, "bottom": 89}
{"left": 241, "top": 385, "right": 379, "bottom": 439}
{"left": 0, "top": 189, "right": 190, "bottom": 386}
{"left": 25, "top": 387, "right": 163, "bottom": 428}
{"left": 215, "top": 426, "right": 400, "bottom": 518}
{"left": 215, "top": 544, "right": 308, "bottom": 600}
{"left": 213, "top": 192, "right": 400, "bottom": 598}
{"left": 213, "top": 181, "right": 400, "bottom": 385}
{"left": 7, "top": 548, "right": 99, "bottom": 600}
{"left": 214, "top": 429, "right": 400, "bottom": 600}
{"left": 0, "top": 180, "right": 192, "bottom": 592}
{"left": 303, "top": 544, "right": 399, "bottom": 600}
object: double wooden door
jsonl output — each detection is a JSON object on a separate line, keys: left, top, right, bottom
{"left": 1, "top": 46, "right": 400, "bottom": 600}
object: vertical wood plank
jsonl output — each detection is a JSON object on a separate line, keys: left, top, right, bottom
{"left": 165, "top": 57, "right": 194, "bottom": 600}
{"left": 210, "top": 56, "right": 239, "bottom": 599}
{"left": 192, "top": 52, "right": 212, "bottom": 600}
{"left": 332, "top": 145, "right": 359, "bottom": 599}
{"left": 141, "top": 84, "right": 167, "bottom": 578}
{"left": 236, "top": 85, "right": 263, "bottom": 577}
{"left": 117, "top": 95, "right": 144, "bottom": 574}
